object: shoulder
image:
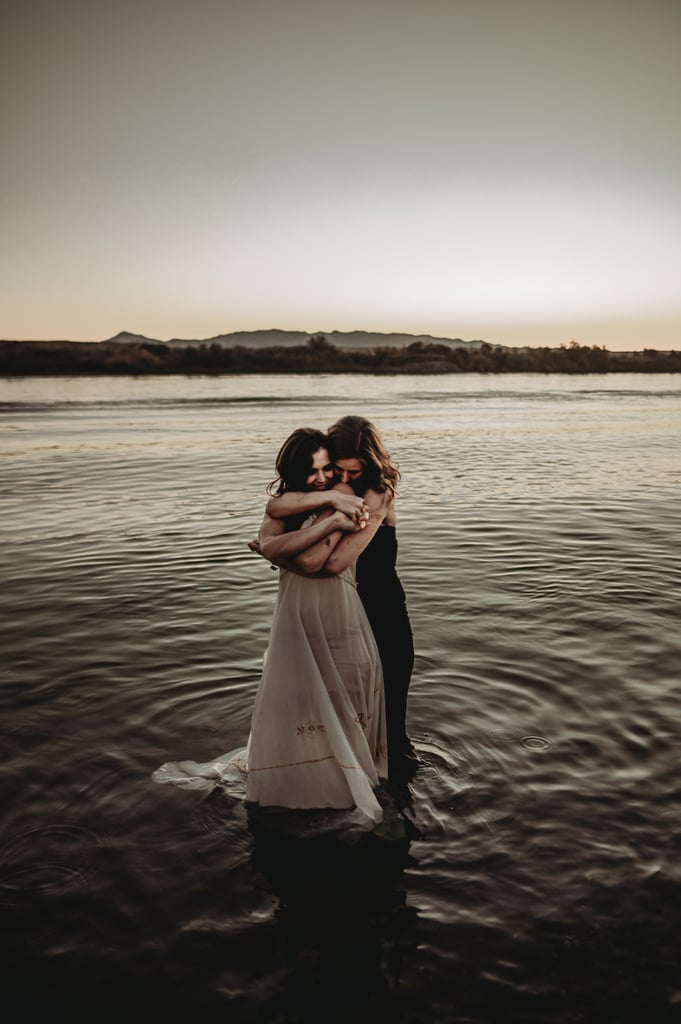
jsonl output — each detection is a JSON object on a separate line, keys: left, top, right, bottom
{"left": 363, "top": 486, "right": 397, "bottom": 526}
{"left": 367, "top": 489, "right": 394, "bottom": 526}
{"left": 362, "top": 487, "right": 392, "bottom": 512}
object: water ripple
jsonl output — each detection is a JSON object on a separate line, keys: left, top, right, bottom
{"left": 0, "top": 824, "right": 101, "bottom": 903}
{"left": 2, "top": 374, "right": 679, "bottom": 1023}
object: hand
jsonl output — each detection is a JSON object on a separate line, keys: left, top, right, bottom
{"left": 335, "top": 511, "right": 366, "bottom": 533}
{"left": 247, "top": 539, "right": 262, "bottom": 554}
{"left": 331, "top": 492, "right": 370, "bottom": 525}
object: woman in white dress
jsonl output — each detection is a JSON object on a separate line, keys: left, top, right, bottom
{"left": 154, "top": 429, "right": 387, "bottom": 827}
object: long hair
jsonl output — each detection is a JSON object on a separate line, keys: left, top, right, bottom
{"left": 268, "top": 428, "right": 332, "bottom": 496}
{"left": 327, "top": 416, "right": 399, "bottom": 496}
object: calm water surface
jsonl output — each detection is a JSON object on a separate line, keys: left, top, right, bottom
{"left": 1, "top": 374, "right": 680, "bottom": 1023}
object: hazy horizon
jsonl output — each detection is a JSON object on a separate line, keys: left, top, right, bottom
{"left": 2, "top": 0, "right": 680, "bottom": 352}
{"left": 4, "top": 323, "right": 680, "bottom": 352}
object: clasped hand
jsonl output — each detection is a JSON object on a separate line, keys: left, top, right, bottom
{"left": 332, "top": 492, "right": 370, "bottom": 528}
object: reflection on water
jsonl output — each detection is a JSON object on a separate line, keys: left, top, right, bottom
{"left": 1, "top": 374, "right": 680, "bottom": 1022}
{"left": 245, "top": 807, "right": 418, "bottom": 1023}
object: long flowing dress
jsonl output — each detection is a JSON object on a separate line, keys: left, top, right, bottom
{"left": 154, "top": 560, "right": 387, "bottom": 827}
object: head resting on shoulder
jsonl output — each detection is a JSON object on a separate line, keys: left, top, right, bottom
{"left": 269, "top": 427, "right": 333, "bottom": 495}
{"left": 327, "top": 415, "right": 399, "bottom": 496}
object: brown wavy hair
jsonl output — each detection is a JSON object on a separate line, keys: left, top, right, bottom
{"left": 327, "top": 416, "right": 399, "bottom": 496}
{"left": 268, "top": 427, "right": 332, "bottom": 496}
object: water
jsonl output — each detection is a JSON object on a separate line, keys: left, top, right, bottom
{"left": 1, "top": 373, "right": 680, "bottom": 1023}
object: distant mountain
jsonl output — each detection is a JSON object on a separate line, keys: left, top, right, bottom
{"left": 1, "top": 329, "right": 490, "bottom": 348}
{"left": 166, "top": 329, "right": 310, "bottom": 348}
{"left": 104, "top": 331, "right": 163, "bottom": 345}
{"left": 165, "top": 329, "right": 487, "bottom": 349}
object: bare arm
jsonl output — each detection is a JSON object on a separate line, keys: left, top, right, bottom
{"left": 267, "top": 489, "right": 369, "bottom": 526}
{"left": 292, "top": 487, "right": 389, "bottom": 576}
{"left": 256, "top": 507, "right": 356, "bottom": 564}
{"left": 322, "top": 489, "right": 391, "bottom": 575}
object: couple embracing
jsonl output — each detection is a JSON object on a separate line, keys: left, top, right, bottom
{"left": 155, "top": 416, "right": 414, "bottom": 829}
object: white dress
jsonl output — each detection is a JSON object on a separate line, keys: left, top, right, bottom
{"left": 154, "top": 563, "right": 388, "bottom": 828}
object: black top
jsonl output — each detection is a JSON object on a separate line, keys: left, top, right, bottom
{"left": 356, "top": 525, "right": 408, "bottom": 620}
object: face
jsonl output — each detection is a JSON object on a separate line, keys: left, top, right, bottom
{"left": 334, "top": 457, "right": 364, "bottom": 486}
{"left": 306, "top": 447, "right": 334, "bottom": 490}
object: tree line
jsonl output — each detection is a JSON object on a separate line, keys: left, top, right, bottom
{"left": 1, "top": 336, "right": 679, "bottom": 375}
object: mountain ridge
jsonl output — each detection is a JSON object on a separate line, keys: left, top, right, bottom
{"left": 164, "top": 329, "right": 488, "bottom": 350}
{"left": 4, "top": 330, "right": 490, "bottom": 348}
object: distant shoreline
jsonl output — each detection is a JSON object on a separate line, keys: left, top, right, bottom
{"left": 0, "top": 336, "right": 679, "bottom": 375}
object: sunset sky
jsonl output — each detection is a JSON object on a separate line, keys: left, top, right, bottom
{"left": 2, "top": 0, "right": 680, "bottom": 350}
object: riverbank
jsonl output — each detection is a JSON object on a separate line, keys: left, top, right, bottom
{"left": 1, "top": 337, "right": 679, "bottom": 375}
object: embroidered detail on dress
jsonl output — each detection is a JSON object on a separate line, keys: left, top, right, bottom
{"left": 246, "top": 753, "right": 362, "bottom": 772}
{"left": 296, "top": 722, "right": 327, "bottom": 736}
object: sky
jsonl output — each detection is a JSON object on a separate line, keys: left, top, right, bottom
{"left": 2, "top": 0, "right": 681, "bottom": 350}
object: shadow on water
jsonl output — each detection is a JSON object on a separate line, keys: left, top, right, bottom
{"left": 244, "top": 803, "right": 420, "bottom": 1023}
